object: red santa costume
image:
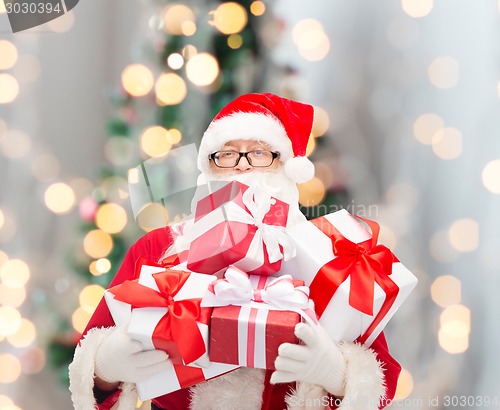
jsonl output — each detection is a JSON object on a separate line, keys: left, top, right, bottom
{"left": 69, "top": 93, "right": 401, "bottom": 410}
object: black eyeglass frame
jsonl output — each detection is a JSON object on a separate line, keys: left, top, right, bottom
{"left": 208, "top": 150, "right": 281, "bottom": 168}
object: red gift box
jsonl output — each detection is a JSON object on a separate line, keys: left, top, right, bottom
{"left": 187, "top": 181, "right": 293, "bottom": 276}
{"left": 201, "top": 266, "right": 317, "bottom": 370}
{"left": 210, "top": 305, "right": 300, "bottom": 370}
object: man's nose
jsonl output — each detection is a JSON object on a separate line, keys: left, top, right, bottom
{"left": 234, "top": 155, "right": 253, "bottom": 171}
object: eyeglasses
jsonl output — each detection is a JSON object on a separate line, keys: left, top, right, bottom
{"left": 209, "top": 150, "right": 280, "bottom": 168}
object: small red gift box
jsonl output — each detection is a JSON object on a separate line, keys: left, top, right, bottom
{"left": 210, "top": 305, "right": 300, "bottom": 370}
{"left": 186, "top": 181, "right": 294, "bottom": 276}
{"left": 201, "top": 266, "right": 317, "bottom": 370}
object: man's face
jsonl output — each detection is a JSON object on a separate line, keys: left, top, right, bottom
{"left": 208, "top": 139, "right": 281, "bottom": 176}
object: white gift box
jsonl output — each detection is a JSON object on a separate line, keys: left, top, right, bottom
{"left": 279, "top": 209, "right": 418, "bottom": 347}
{"left": 104, "top": 262, "right": 239, "bottom": 400}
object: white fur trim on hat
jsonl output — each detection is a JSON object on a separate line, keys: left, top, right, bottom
{"left": 198, "top": 112, "right": 293, "bottom": 176}
{"left": 68, "top": 327, "right": 137, "bottom": 410}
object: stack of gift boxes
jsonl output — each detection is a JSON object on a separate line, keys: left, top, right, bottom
{"left": 104, "top": 181, "right": 418, "bottom": 400}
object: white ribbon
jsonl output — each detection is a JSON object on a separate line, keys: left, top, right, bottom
{"left": 202, "top": 266, "right": 318, "bottom": 325}
{"left": 239, "top": 185, "right": 296, "bottom": 264}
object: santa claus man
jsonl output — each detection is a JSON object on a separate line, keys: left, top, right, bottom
{"left": 69, "top": 93, "right": 401, "bottom": 410}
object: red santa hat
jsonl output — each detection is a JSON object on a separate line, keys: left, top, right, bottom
{"left": 197, "top": 93, "right": 315, "bottom": 184}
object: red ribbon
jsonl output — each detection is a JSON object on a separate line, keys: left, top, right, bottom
{"left": 309, "top": 215, "right": 400, "bottom": 344}
{"left": 109, "top": 260, "right": 209, "bottom": 365}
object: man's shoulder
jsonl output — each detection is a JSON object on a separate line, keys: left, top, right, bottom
{"left": 131, "top": 226, "right": 175, "bottom": 260}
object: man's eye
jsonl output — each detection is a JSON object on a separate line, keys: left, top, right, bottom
{"left": 253, "top": 150, "right": 264, "bottom": 156}
{"left": 222, "top": 152, "right": 236, "bottom": 157}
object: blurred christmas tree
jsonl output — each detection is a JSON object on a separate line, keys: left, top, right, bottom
{"left": 47, "top": 0, "right": 348, "bottom": 391}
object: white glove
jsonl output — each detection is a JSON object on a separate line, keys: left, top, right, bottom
{"left": 270, "top": 322, "right": 347, "bottom": 397}
{"left": 95, "top": 325, "right": 170, "bottom": 384}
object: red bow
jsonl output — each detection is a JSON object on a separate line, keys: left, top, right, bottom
{"left": 310, "top": 215, "right": 400, "bottom": 343}
{"left": 109, "top": 260, "right": 209, "bottom": 365}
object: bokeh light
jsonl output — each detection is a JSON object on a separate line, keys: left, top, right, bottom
{"left": 140, "top": 125, "right": 172, "bottom": 157}
{"left": 0, "top": 284, "right": 26, "bottom": 308}
{"left": 155, "top": 73, "right": 187, "bottom": 105}
{"left": 210, "top": 2, "right": 248, "bottom": 35}
{"left": 137, "top": 203, "right": 169, "bottom": 232}
{"left": 428, "top": 56, "right": 460, "bottom": 89}
{"left": 312, "top": 106, "right": 330, "bottom": 137}
{"left": 0, "top": 40, "right": 18, "bottom": 70}
{"left": 95, "top": 258, "right": 111, "bottom": 274}
{"left": 448, "top": 218, "right": 479, "bottom": 252}
{"left": 413, "top": 113, "right": 444, "bottom": 145}
{"left": 0, "top": 306, "right": 22, "bottom": 336}
{"left": 44, "top": 182, "right": 76, "bottom": 214}
{"left": 95, "top": 203, "right": 128, "bottom": 234}
{"left": 0, "top": 354, "right": 21, "bottom": 383}
{"left": 297, "top": 177, "right": 326, "bottom": 207}
{"left": 385, "top": 182, "right": 419, "bottom": 211}
{"left": 432, "top": 127, "right": 462, "bottom": 159}
{"left": 250, "top": 0, "right": 266, "bottom": 16}
{"left": 429, "top": 230, "right": 459, "bottom": 263}
{"left": 169, "top": 128, "right": 182, "bottom": 144}
{"left": 0, "top": 259, "right": 30, "bottom": 288}
{"left": 438, "top": 326, "right": 469, "bottom": 354}
{"left": 79, "top": 284, "right": 105, "bottom": 314}
{"left": 7, "top": 319, "right": 36, "bottom": 348}
{"left": 438, "top": 304, "right": 470, "bottom": 354}
{"left": 20, "top": 346, "right": 45, "bottom": 374}
{"left": 431, "top": 275, "right": 461, "bottom": 307}
{"left": 378, "top": 224, "right": 397, "bottom": 249}
{"left": 162, "top": 4, "right": 195, "bottom": 35}
{"left": 72, "top": 307, "right": 92, "bottom": 334}
{"left": 401, "top": 0, "right": 433, "bottom": 18}
{"left": 0, "top": 1, "right": 6, "bottom": 13}
{"left": 482, "top": 159, "right": 500, "bottom": 194}
{"left": 0, "top": 396, "right": 14, "bottom": 408}
{"left": 293, "top": 19, "right": 330, "bottom": 62}
{"left": 121, "top": 64, "right": 154, "bottom": 97}
{"left": 83, "top": 230, "right": 113, "bottom": 258}
{"left": 227, "top": 34, "right": 243, "bottom": 49}
{"left": 393, "top": 368, "right": 414, "bottom": 400}
{"left": 186, "top": 53, "right": 220, "bottom": 86}
{"left": 0, "top": 74, "right": 19, "bottom": 104}
{"left": 305, "top": 135, "right": 316, "bottom": 157}
{"left": 0, "top": 209, "right": 4, "bottom": 230}
{"left": 167, "top": 53, "right": 184, "bottom": 70}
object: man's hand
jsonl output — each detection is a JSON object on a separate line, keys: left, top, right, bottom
{"left": 95, "top": 325, "right": 170, "bottom": 385}
{"left": 270, "top": 322, "right": 347, "bottom": 397}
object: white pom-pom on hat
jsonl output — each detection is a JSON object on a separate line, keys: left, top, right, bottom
{"left": 198, "top": 93, "right": 315, "bottom": 184}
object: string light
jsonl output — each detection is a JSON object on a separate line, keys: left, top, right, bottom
{"left": 155, "top": 73, "right": 187, "bottom": 105}
{"left": 297, "top": 177, "right": 326, "bottom": 207}
{"left": 167, "top": 53, "right": 184, "bottom": 70}
{"left": 0, "top": 306, "right": 22, "bottom": 336}
{"left": 95, "top": 203, "right": 128, "bottom": 234}
{"left": 250, "top": 1, "right": 266, "bottom": 16}
{"left": 137, "top": 203, "right": 169, "bottom": 232}
{"left": 210, "top": 2, "right": 248, "bottom": 35}
{"left": 448, "top": 218, "right": 479, "bottom": 252}
{"left": 0, "top": 74, "right": 19, "bottom": 104}
{"left": 413, "top": 113, "right": 444, "bottom": 145}
{"left": 0, "top": 354, "right": 21, "bottom": 383}
{"left": 312, "top": 106, "right": 330, "bottom": 137}
{"left": 121, "top": 64, "right": 154, "bottom": 97}
{"left": 401, "top": 0, "right": 433, "bottom": 18}
{"left": 0, "top": 40, "right": 18, "bottom": 70}
{"left": 438, "top": 304, "right": 470, "bottom": 354}
{"left": 0, "top": 259, "right": 30, "bottom": 288}
{"left": 7, "top": 318, "right": 36, "bottom": 348}
{"left": 482, "top": 159, "right": 500, "bottom": 194}
{"left": 169, "top": 128, "right": 182, "bottom": 144}
{"left": 44, "top": 182, "right": 76, "bottom": 214}
{"left": 95, "top": 258, "right": 111, "bottom": 274}
{"left": 431, "top": 275, "right": 461, "bottom": 307}
{"left": 79, "top": 284, "right": 105, "bottom": 314}
{"left": 227, "top": 34, "right": 243, "bottom": 49}
{"left": 83, "top": 230, "right": 113, "bottom": 258}
{"left": 140, "top": 125, "right": 172, "bottom": 157}
{"left": 292, "top": 19, "right": 330, "bottom": 61}
{"left": 432, "top": 127, "right": 462, "bottom": 159}
{"left": 393, "top": 368, "right": 414, "bottom": 400}
{"left": 72, "top": 307, "right": 92, "bottom": 333}
{"left": 305, "top": 135, "right": 316, "bottom": 157}
{"left": 0, "top": 284, "right": 26, "bottom": 308}
{"left": 186, "top": 53, "right": 220, "bottom": 86}
{"left": 162, "top": 4, "right": 195, "bottom": 35}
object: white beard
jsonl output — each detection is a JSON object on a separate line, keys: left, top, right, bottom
{"left": 163, "top": 168, "right": 307, "bottom": 259}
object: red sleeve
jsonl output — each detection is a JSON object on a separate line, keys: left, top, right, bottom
{"left": 369, "top": 332, "right": 401, "bottom": 407}
{"left": 81, "top": 226, "right": 174, "bottom": 337}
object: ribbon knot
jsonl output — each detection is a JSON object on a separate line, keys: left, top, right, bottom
{"left": 109, "top": 262, "right": 208, "bottom": 365}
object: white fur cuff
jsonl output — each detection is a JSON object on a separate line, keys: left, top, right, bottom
{"left": 68, "top": 327, "right": 137, "bottom": 410}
